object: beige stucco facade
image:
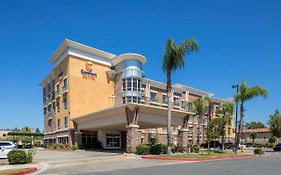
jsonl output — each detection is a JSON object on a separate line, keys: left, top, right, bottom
{"left": 41, "top": 39, "right": 235, "bottom": 151}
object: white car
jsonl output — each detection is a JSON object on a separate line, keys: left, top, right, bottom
{"left": 0, "top": 141, "right": 16, "bottom": 158}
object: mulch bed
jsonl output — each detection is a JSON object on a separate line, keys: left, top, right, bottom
{"left": 141, "top": 154, "right": 256, "bottom": 162}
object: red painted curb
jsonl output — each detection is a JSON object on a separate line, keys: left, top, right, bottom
{"left": 141, "top": 154, "right": 256, "bottom": 162}
{"left": 4, "top": 167, "right": 37, "bottom": 175}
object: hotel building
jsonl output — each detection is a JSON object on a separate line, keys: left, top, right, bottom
{"left": 40, "top": 39, "right": 234, "bottom": 152}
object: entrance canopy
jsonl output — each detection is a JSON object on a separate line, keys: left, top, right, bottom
{"left": 73, "top": 103, "right": 194, "bottom": 131}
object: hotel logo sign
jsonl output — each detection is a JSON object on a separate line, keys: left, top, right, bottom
{"left": 81, "top": 61, "right": 97, "bottom": 80}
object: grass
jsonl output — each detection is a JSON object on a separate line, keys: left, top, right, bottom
{"left": 0, "top": 163, "right": 8, "bottom": 166}
{"left": 160, "top": 151, "right": 248, "bottom": 159}
{"left": 0, "top": 168, "right": 29, "bottom": 175}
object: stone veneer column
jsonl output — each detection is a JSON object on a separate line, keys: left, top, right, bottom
{"left": 177, "top": 129, "right": 189, "bottom": 152}
{"left": 74, "top": 131, "right": 82, "bottom": 147}
{"left": 126, "top": 124, "right": 140, "bottom": 153}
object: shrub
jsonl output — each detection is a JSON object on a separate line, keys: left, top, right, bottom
{"left": 131, "top": 150, "right": 137, "bottom": 154}
{"left": 8, "top": 150, "right": 27, "bottom": 164}
{"left": 26, "top": 150, "right": 35, "bottom": 163}
{"left": 176, "top": 146, "right": 186, "bottom": 153}
{"left": 191, "top": 145, "right": 200, "bottom": 153}
{"left": 149, "top": 144, "right": 162, "bottom": 155}
{"left": 148, "top": 138, "right": 157, "bottom": 146}
{"left": 265, "top": 143, "right": 274, "bottom": 148}
{"left": 161, "top": 144, "right": 168, "bottom": 154}
{"left": 269, "top": 136, "right": 277, "bottom": 144}
{"left": 136, "top": 144, "right": 150, "bottom": 155}
{"left": 71, "top": 145, "right": 79, "bottom": 150}
{"left": 254, "top": 148, "right": 264, "bottom": 155}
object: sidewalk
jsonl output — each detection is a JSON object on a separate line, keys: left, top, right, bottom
{"left": 0, "top": 162, "right": 39, "bottom": 171}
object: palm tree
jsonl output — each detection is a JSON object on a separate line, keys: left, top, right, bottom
{"left": 216, "top": 103, "right": 234, "bottom": 151}
{"left": 162, "top": 38, "right": 199, "bottom": 155}
{"left": 193, "top": 97, "right": 208, "bottom": 146}
{"left": 234, "top": 80, "right": 267, "bottom": 153}
{"left": 250, "top": 133, "right": 257, "bottom": 144}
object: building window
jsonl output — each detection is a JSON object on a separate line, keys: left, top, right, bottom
{"left": 150, "top": 92, "right": 157, "bottom": 102}
{"left": 188, "top": 102, "right": 193, "bottom": 110}
{"left": 188, "top": 127, "right": 193, "bottom": 133}
{"left": 122, "top": 96, "right": 140, "bottom": 104}
{"left": 133, "top": 78, "right": 138, "bottom": 91}
{"left": 63, "top": 95, "right": 68, "bottom": 109}
{"left": 58, "top": 137, "right": 68, "bottom": 144}
{"left": 149, "top": 128, "right": 156, "bottom": 133}
{"left": 126, "top": 79, "right": 132, "bottom": 91}
{"left": 122, "top": 79, "right": 126, "bottom": 91}
{"left": 106, "top": 134, "right": 120, "bottom": 148}
{"left": 173, "top": 126, "right": 178, "bottom": 133}
{"left": 82, "top": 132, "right": 97, "bottom": 145}
{"left": 47, "top": 105, "right": 51, "bottom": 113}
{"left": 44, "top": 107, "right": 47, "bottom": 115}
{"left": 174, "top": 97, "right": 180, "bottom": 106}
{"left": 162, "top": 127, "right": 168, "bottom": 133}
{"left": 122, "top": 78, "right": 141, "bottom": 92}
{"left": 56, "top": 101, "right": 60, "bottom": 112}
{"left": 162, "top": 94, "right": 168, "bottom": 104}
{"left": 56, "top": 84, "right": 60, "bottom": 93}
{"left": 63, "top": 78, "right": 67, "bottom": 88}
{"left": 64, "top": 116, "right": 68, "bottom": 128}
{"left": 57, "top": 119, "right": 60, "bottom": 129}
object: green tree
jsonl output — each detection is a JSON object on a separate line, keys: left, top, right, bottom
{"left": 21, "top": 127, "right": 32, "bottom": 133}
{"left": 216, "top": 103, "right": 234, "bottom": 151}
{"left": 267, "top": 109, "right": 281, "bottom": 138}
{"left": 234, "top": 80, "right": 267, "bottom": 153}
{"left": 35, "top": 128, "right": 41, "bottom": 133}
{"left": 246, "top": 121, "right": 266, "bottom": 129}
{"left": 250, "top": 133, "right": 257, "bottom": 143}
{"left": 162, "top": 38, "right": 199, "bottom": 155}
{"left": 206, "top": 117, "right": 221, "bottom": 153}
{"left": 193, "top": 97, "right": 208, "bottom": 146}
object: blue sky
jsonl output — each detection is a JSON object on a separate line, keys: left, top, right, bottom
{"left": 0, "top": 0, "right": 280, "bottom": 130}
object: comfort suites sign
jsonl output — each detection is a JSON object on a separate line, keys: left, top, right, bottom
{"left": 81, "top": 61, "right": 97, "bottom": 80}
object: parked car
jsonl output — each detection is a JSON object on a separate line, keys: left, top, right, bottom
{"left": 201, "top": 141, "right": 222, "bottom": 149}
{"left": 224, "top": 141, "right": 235, "bottom": 149}
{"left": 0, "top": 141, "right": 16, "bottom": 158}
{"left": 273, "top": 143, "right": 281, "bottom": 152}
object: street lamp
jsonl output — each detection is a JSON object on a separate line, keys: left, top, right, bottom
{"left": 232, "top": 84, "right": 239, "bottom": 154}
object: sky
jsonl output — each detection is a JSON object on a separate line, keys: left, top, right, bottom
{"left": 0, "top": 0, "right": 280, "bottom": 130}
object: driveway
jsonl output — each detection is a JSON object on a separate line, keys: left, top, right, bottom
{"left": 40, "top": 152, "right": 281, "bottom": 175}
{"left": 34, "top": 149, "right": 123, "bottom": 164}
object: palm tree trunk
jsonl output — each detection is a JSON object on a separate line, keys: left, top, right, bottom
{"left": 202, "top": 118, "right": 205, "bottom": 144}
{"left": 222, "top": 132, "right": 225, "bottom": 151}
{"left": 167, "top": 81, "right": 172, "bottom": 155}
{"left": 197, "top": 117, "right": 201, "bottom": 146}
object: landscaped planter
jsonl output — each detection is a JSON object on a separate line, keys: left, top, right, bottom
{"left": 141, "top": 154, "right": 256, "bottom": 162}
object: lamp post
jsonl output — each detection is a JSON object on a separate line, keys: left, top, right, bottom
{"left": 232, "top": 84, "right": 239, "bottom": 154}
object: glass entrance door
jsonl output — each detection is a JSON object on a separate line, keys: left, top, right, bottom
{"left": 106, "top": 134, "right": 121, "bottom": 149}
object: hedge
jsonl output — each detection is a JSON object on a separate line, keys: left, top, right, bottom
{"left": 136, "top": 144, "right": 150, "bottom": 155}
{"left": 8, "top": 150, "right": 27, "bottom": 164}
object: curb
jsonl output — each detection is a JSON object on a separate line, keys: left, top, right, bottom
{"left": 4, "top": 167, "right": 37, "bottom": 175}
{"left": 141, "top": 154, "right": 256, "bottom": 162}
